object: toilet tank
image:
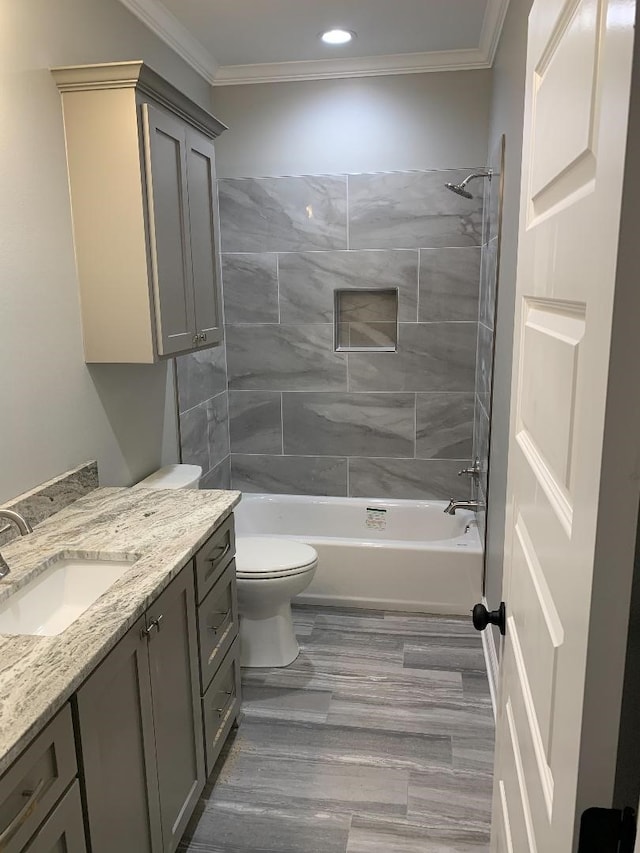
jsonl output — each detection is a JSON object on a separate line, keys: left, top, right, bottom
{"left": 134, "top": 464, "right": 202, "bottom": 490}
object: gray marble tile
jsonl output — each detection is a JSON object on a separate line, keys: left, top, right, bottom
{"left": 348, "top": 170, "right": 484, "bottom": 250}
{"left": 0, "top": 462, "right": 99, "bottom": 547}
{"left": 408, "top": 767, "right": 492, "bottom": 830}
{"left": 218, "top": 176, "right": 348, "bottom": 253}
{"left": 348, "top": 458, "right": 471, "bottom": 501}
{"left": 404, "top": 641, "right": 487, "bottom": 675}
{"left": 328, "top": 698, "right": 495, "bottom": 739}
{"left": 347, "top": 816, "right": 490, "bottom": 853}
{"left": 337, "top": 289, "right": 397, "bottom": 323}
{"left": 348, "top": 323, "right": 477, "bottom": 392}
{"left": 226, "top": 324, "right": 347, "bottom": 391}
{"left": 475, "top": 323, "right": 493, "bottom": 411}
{"left": 452, "top": 737, "right": 496, "bottom": 774}
{"left": 418, "top": 248, "right": 481, "bottom": 322}
{"left": 214, "top": 750, "right": 409, "bottom": 816}
{"left": 206, "top": 392, "right": 230, "bottom": 469}
{"left": 176, "top": 345, "right": 227, "bottom": 414}
{"left": 242, "top": 684, "right": 332, "bottom": 723}
{"left": 200, "top": 456, "right": 231, "bottom": 490}
{"left": 179, "top": 403, "right": 209, "bottom": 473}
{"left": 235, "top": 717, "right": 452, "bottom": 773}
{"left": 228, "top": 391, "right": 282, "bottom": 454}
{"left": 279, "top": 249, "right": 418, "bottom": 324}
{"left": 231, "top": 454, "right": 347, "bottom": 496}
{"left": 479, "top": 239, "right": 498, "bottom": 330}
{"left": 221, "top": 253, "right": 279, "bottom": 324}
{"left": 282, "top": 392, "right": 415, "bottom": 458}
{"left": 416, "top": 393, "right": 475, "bottom": 459}
{"left": 473, "top": 398, "right": 490, "bottom": 500}
{"left": 179, "top": 798, "right": 351, "bottom": 853}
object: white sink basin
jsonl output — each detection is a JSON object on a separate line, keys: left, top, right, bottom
{"left": 0, "top": 552, "right": 138, "bottom": 637}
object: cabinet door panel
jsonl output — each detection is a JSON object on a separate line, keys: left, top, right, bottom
{"left": 147, "top": 567, "right": 205, "bottom": 853}
{"left": 23, "top": 781, "right": 86, "bottom": 853}
{"left": 75, "top": 617, "right": 162, "bottom": 853}
{"left": 185, "top": 129, "right": 223, "bottom": 346}
{"left": 202, "top": 638, "right": 241, "bottom": 777}
{"left": 142, "top": 104, "right": 196, "bottom": 356}
{"left": 198, "top": 560, "right": 239, "bottom": 694}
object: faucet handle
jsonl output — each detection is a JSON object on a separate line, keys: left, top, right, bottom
{"left": 458, "top": 458, "right": 480, "bottom": 480}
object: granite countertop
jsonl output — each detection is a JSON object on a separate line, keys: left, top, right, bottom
{"left": 0, "top": 486, "right": 240, "bottom": 775}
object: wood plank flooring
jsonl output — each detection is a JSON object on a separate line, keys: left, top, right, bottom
{"left": 179, "top": 605, "right": 495, "bottom": 853}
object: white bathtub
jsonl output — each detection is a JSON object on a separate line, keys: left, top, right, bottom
{"left": 234, "top": 494, "right": 483, "bottom": 615}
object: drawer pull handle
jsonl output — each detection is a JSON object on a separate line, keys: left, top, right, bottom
{"left": 215, "top": 691, "right": 233, "bottom": 714}
{"left": 206, "top": 540, "right": 231, "bottom": 566}
{"left": 140, "top": 615, "right": 163, "bottom": 639}
{"left": 208, "top": 610, "right": 231, "bottom": 634}
{"left": 0, "top": 777, "right": 45, "bottom": 845}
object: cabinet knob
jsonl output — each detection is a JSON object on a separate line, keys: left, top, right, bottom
{"left": 199, "top": 332, "right": 207, "bottom": 342}
{"left": 192, "top": 334, "right": 199, "bottom": 345}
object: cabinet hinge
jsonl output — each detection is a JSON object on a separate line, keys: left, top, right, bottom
{"left": 578, "top": 806, "right": 636, "bottom": 852}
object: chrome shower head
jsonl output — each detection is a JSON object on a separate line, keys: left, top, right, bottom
{"left": 444, "top": 170, "right": 492, "bottom": 200}
{"left": 445, "top": 182, "right": 474, "bottom": 200}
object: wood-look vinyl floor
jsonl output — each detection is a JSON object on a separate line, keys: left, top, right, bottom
{"left": 179, "top": 605, "right": 495, "bottom": 853}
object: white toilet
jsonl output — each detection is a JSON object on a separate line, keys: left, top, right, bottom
{"left": 235, "top": 536, "right": 318, "bottom": 668}
{"left": 134, "top": 467, "right": 317, "bottom": 669}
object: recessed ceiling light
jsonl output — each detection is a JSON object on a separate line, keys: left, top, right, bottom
{"left": 320, "top": 28, "right": 355, "bottom": 46}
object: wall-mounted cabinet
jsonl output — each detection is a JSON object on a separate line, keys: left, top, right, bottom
{"left": 52, "top": 62, "right": 226, "bottom": 363}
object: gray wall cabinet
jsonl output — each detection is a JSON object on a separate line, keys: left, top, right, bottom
{"left": 52, "top": 62, "right": 226, "bottom": 364}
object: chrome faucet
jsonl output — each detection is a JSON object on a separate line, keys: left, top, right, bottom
{"left": 0, "top": 510, "right": 33, "bottom": 579}
{"left": 444, "top": 499, "right": 481, "bottom": 515}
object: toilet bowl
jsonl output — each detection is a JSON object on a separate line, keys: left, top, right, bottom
{"left": 235, "top": 536, "right": 318, "bottom": 668}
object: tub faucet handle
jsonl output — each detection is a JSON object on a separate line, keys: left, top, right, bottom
{"left": 458, "top": 459, "right": 480, "bottom": 481}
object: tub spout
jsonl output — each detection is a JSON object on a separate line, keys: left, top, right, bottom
{"left": 444, "top": 499, "right": 481, "bottom": 515}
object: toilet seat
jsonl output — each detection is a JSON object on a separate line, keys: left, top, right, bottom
{"left": 235, "top": 537, "right": 318, "bottom": 579}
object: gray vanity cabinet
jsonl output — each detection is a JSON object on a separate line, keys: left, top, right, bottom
{"left": 76, "top": 567, "right": 204, "bottom": 853}
{"left": 146, "top": 568, "right": 205, "bottom": 852}
{"left": 75, "top": 615, "right": 163, "bottom": 853}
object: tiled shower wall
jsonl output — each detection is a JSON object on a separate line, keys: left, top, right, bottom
{"left": 473, "top": 140, "right": 503, "bottom": 547}
{"left": 176, "top": 347, "right": 231, "bottom": 489}
{"left": 209, "top": 169, "right": 485, "bottom": 499}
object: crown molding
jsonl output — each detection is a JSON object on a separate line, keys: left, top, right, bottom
{"left": 117, "top": 0, "right": 218, "bottom": 83}
{"left": 479, "top": 0, "right": 512, "bottom": 64}
{"left": 212, "top": 48, "right": 491, "bottom": 86}
{"left": 116, "top": 0, "right": 511, "bottom": 87}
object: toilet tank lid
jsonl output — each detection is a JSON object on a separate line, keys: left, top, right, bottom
{"left": 135, "top": 464, "right": 202, "bottom": 489}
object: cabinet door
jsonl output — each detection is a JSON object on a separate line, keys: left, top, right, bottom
{"left": 185, "top": 129, "right": 223, "bottom": 347}
{"left": 22, "top": 781, "right": 86, "bottom": 853}
{"left": 142, "top": 104, "right": 197, "bottom": 356}
{"left": 75, "top": 617, "right": 162, "bottom": 853}
{"left": 146, "top": 568, "right": 205, "bottom": 853}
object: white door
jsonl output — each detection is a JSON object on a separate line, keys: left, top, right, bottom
{"left": 492, "top": 0, "right": 640, "bottom": 850}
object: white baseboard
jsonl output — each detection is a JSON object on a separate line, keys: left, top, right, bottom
{"left": 481, "top": 596, "right": 500, "bottom": 721}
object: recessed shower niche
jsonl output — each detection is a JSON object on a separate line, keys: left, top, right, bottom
{"left": 334, "top": 288, "right": 399, "bottom": 352}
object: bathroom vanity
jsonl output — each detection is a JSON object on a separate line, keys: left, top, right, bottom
{"left": 0, "top": 486, "right": 240, "bottom": 852}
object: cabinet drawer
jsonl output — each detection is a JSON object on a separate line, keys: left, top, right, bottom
{"left": 202, "top": 638, "right": 241, "bottom": 776}
{"left": 195, "top": 515, "right": 235, "bottom": 603}
{"left": 0, "top": 705, "right": 77, "bottom": 853}
{"left": 22, "top": 780, "right": 87, "bottom": 853}
{"left": 198, "top": 560, "right": 238, "bottom": 693}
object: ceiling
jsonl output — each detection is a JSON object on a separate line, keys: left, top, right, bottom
{"left": 119, "top": 0, "right": 510, "bottom": 85}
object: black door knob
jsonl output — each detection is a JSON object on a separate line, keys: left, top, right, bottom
{"left": 472, "top": 602, "right": 506, "bottom": 636}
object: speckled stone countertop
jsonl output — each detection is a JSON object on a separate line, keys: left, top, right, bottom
{"left": 0, "top": 486, "right": 240, "bottom": 775}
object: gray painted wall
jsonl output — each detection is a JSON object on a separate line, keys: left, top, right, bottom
{"left": 0, "top": 0, "right": 212, "bottom": 502}
{"left": 484, "top": 0, "right": 534, "bottom": 632}
{"left": 210, "top": 72, "right": 492, "bottom": 178}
